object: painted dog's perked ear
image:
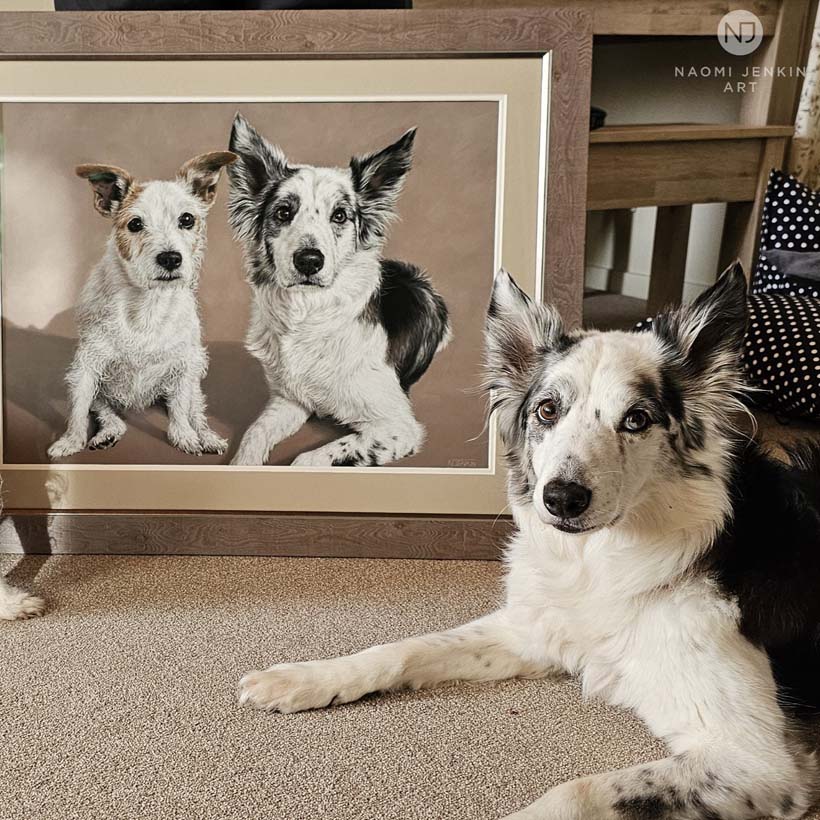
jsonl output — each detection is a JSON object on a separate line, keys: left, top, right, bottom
{"left": 177, "top": 151, "right": 237, "bottom": 206}
{"left": 227, "top": 112, "right": 291, "bottom": 240}
{"left": 76, "top": 164, "right": 134, "bottom": 217}
{"left": 350, "top": 128, "right": 416, "bottom": 248}
{"left": 652, "top": 261, "right": 749, "bottom": 379}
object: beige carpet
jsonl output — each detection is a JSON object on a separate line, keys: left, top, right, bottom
{"left": 1, "top": 554, "right": 818, "bottom": 820}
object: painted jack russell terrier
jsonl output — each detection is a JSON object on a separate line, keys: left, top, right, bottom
{"left": 227, "top": 114, "right": 450, "bottom": 467}
{"left": 48, "top": 152, "right": 236, "bottom": 460}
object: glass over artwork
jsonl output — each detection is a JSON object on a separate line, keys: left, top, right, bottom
{"left": 0, "top": 99, "right": 500, "bottom": 469}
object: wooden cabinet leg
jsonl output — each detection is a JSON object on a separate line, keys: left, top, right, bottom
{"left": 647, "top": 204, "right": 692, "bottom": 314}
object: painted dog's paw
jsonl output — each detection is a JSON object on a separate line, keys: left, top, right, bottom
{"left": 0, "top": 590, "right": 46, "bottom": 621}
{"left": 230, "top": 448, "right": 266, "bottom": 466}
{"left": 47, "top": 435, "right": 86, "bottom": 460}
{"left": 291, "top": 449, "right": 333, "bottom": 468}
{"left": 89, "top": 431, "right": 123, "bottom": 450}
{"left": 238, "top": 663, "right": 348, "bottom": 713}
{"left": 168, "top": 425, "right": 203, "bottom": 456}
{"left": 198, "top": 428, "right": 228, "bottom": 455}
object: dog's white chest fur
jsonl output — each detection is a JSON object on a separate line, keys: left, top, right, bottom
{"left": 246, "top": 280, "right": 391, "bottom": 419}
{"left": 78, "top": 257, "right": 203, "bottom": 410}
{"left": 502, "top": 507, "right": 738, "bottom": 707}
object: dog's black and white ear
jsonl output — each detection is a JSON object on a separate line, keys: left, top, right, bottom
{"left": 227, "top": 113, "right": 290, "bottom": 237}
{"left": 653, "top": 261, "right": 748, "bottom": 376}
{"left": 76, "top": 164, "right": 134, "bottom": 217}
{"left": 485, "top": 269, "right": 564, "bottom": 393}
{"left": 177, "top": 151, "right": 237, "bottom": 207}
{"left": 350, "top": 128, "right": 416, "bottom": 247}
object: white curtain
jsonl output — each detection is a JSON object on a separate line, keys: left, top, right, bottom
{"left": 791, "top": 10, "right": 820, "bottom": 188}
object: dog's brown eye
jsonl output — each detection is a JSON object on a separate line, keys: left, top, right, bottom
{"left": 536, "top": 399, "right": 558, "bottom": 424}
{"left": 126, "top": 217, "right": 143, "bottom": 233}
{"left": 274, "top": 205, "right": 292, "bottom": 222}
{"left": 178, "top": 212, "right": 195, "bottom": 229}
{"left": 331, "top": 208, "right": 347, "bottom": 224}
{"left": 623, "top": 409, "right": 651, "bottom": 433}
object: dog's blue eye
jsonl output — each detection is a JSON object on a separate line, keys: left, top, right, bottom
{"left": 178, "top": 212, "right": 195, "bottom": 229}
{"left": 126, "top": 217, "right": 143, "bottom": 233}
{"left": 274, "top": 205, "right": 292, "bottom": 222}
{"left": 331, "top": 208, "right": 347, "bottom": 224}
{"left": 623, "top": 409, "right": 651, "bottom": 433}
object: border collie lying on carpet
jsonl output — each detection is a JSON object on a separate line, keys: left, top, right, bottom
{"left": 239, "top": 264, "right": 820, "bottom": 819}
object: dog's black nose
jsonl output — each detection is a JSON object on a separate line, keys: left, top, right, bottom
{"left": 156, "top": 251, "right": 182, "bottom": 271}
{"left": 293, "top": 248, "right": 325, "bottom": 277}
{"left": 543, "top": 480, "right": 592, "bottom": 519}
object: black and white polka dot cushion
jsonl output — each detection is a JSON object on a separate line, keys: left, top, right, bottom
{"left": 634, "top": 292, "right": 820, "bottom": 421}
{"left": 754, "top": 170, "right": 820, "bottom": 297}
{"left": 744, "top": 292, "right": 820, "bottom": 418}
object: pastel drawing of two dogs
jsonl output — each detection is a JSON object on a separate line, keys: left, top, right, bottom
{"left": 49, "top": 114, "right": 450, "bottom": 467}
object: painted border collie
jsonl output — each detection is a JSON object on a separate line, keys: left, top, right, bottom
{"left": 226, "top": 114, "right": 450, "bottom": 467}
{"left": 238, "top": 264, "right": 820, "bottom": 819}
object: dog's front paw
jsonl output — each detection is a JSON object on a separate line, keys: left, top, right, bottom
{"left": 168, "top": 425, "right": 203, "bottom": 456}
{"left": 198, "top": 428, "right": 228, "bottom": 455}
{"left": 291, "top": 449, "right": 332, "bottom": 468}
{"left": 238, "top": 663, "right": 350, "bottom": 713}
{"left": 230, "top": 447, "right": 267, "bottom": 466}
{"left": 89, "top": 430, "right": 123, "bottom": 450}
{"left": 47, "top": 435, "right": 86, "bottom": 460}
{"left": 0, "top": 589, "right": 46, "bottom": 621}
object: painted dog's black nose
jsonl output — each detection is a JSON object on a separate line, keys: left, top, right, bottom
{"left": 293, "top": 248, "right": 325, "bottom": 277}
{"left": 156, "top": 251, "right": 182, "bottom": 271}
{"left": 543, "top": 480, "right": 592, "bottom": 519}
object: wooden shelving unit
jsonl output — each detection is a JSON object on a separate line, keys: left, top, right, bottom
{"left": 419, "top": 0, "right": 817, "bottom": 319}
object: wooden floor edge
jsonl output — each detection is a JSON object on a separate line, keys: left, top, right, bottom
{"left": 0, "top": 511, "right": 511, "bottom": 560}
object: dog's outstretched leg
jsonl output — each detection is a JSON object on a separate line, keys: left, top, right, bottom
{"left": 0, "top": 572, "right": 45, "bottom": 621}
{"left": 231, "top": 395, "right": 309, "bottom": 466}
{"left": 238, "top": 610, "right": 551, "bottom": 712}
{"left": 88, "top": 399, "right": 127, "bottom": 450}
{"left": 291, "top": 415, "right": 424, "bottom": 467}
{"left": 502, "top": 607, "right": 816, "bottom": 820}
{"left": 48, "top": 364, "right": 97, "bottom": 459}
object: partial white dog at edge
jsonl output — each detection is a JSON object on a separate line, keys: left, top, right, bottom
{"left": 238, "top": 265, "right": 820, "bottom": 819}
{"left": 0, "top": 570, "right": 44, "bottom": 621}
{"left": 48, "top": 151, "right": 236, "bottom": 460}
{"left": 227, "top": 114, "right": 451, "bottom": 467}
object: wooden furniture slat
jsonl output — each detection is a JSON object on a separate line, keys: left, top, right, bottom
{"left": 588, "top": 137, "right": 766, "bottom": 210}
{"left": 414, "top": 0, "right": 780, "bottom": 36}
{"left": 647, "top": 205, "right": 693, "bottom": 313}
{"left": 739, "top": 0, "right": 815, "bottom": 126}
{"left": 589, "top": 124, "right": 794, "bottom": 144}
{"left": 0, "top": 511, "right": 510, "bottom": 560}
{"left": 719, "top": 136, "right": 788, "bottom": 274}
{"left": 0, "top": 7, "right": 586, "bottom": 58}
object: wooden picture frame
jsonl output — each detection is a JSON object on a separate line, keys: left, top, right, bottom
{"left": 0, "top": 7, "right": 591, "bottom": 557}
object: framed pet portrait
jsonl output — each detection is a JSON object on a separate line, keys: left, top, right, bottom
{"left": 0, "top": 8, "right": 591, "bottom": 556}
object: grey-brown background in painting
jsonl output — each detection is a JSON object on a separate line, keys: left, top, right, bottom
{"left": 1, "top": 100, "right": 497, "bottom": 467}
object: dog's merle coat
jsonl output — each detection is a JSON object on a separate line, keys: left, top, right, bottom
{"left": 237, "top": 264, "right": 820, "bottom": 819}
{"left": 227, "top": 114, "right": 450, "bottom": 467}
